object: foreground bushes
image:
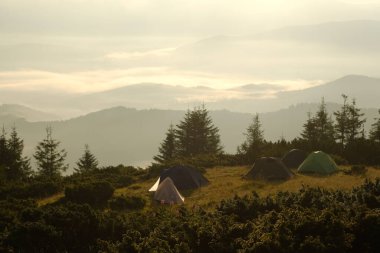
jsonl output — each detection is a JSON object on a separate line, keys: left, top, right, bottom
{"left": 2, "top": 179, "right": 380, "bottom": 252}
{"left": 65, "top": 181, "right": 114, "bottom": 207}
{"left": 346, "top": 165, "right": 368, "bottom": 175}
{"left": 0, "top": 180, "right": 62, "bottom": 200}
{"left": 108, "top": 195, "right": 146, "bottom": 211}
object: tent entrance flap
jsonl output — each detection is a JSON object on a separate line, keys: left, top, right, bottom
{"left": 149, "top": 177, "right": 160, "bottom": 192}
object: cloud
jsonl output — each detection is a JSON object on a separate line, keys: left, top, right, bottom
{"left": 105, "top": 48, "right": 176, "bottom": 60}
{"left": 0, "top": 68, "right": 318, "bottom": 95}
{"left": 2, "top": 0, "right": 380, "bottom": 36}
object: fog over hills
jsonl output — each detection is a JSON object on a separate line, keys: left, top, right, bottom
{"left": 1, "top": 75, "right": 380, "bottom": 118}
{"left": 2, "top": 20, "right": 380, "bottom": 94}
{"left": 0, "top": 104, "right": 59, "bottom": 122}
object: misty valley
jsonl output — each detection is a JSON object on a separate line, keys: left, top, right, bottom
{"left": 1, "top": 95, "right": 380, "bottom": 252}
{"left": 2, "top": 1, "right": 380, "bottom": 252}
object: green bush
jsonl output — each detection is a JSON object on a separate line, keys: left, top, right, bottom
{"left": 346, "top": 165, "right": 367, "bottom": 175}
{"left": 115, "top": 175, "right": 134, "bottom": 188}
{"left": 330, "top": 154, "right": 348, "bottom": 165}
{"left": 108, "top": 195, "right": 146, "bottom": 211}
{"left": 64, "top": 165, "right": 140, "bottom": 188}
{"left": 64, "top": 181, "right": 114, "bottom": 207}
{"left": 3, "top": 177, "right": 380, "bottom": 252}
{"left": 0, "top": 181, "right": 62, "bottom": 200}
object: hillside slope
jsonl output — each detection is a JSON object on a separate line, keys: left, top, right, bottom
{"left": 1, "top": 103, "right": 378, "bottom": 171}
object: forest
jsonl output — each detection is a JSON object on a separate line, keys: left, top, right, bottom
{"left": 1, "top": 95, "right": 380, "bottom": 252}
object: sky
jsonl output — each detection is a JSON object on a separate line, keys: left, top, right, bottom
{"left": 1, "top": 0, "right": 380, "bottom": 95}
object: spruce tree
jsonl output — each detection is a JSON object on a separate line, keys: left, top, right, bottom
{"left": 237, "top": 113, "right": 265, "bottom": 161}
{"left": 300, "top": 112, "right": 318, "bottom": 150}
{"left": 334, "top": 94, "right": 349, "bottom": 148}
{"left": 369, "top": 109, "right": 380, "bottom": 143}
{"left": 175, "top": 110, "right": 192, "bottom": 156}
{"left": 154, "top": 124, "right": 176, "bottom": 163}
{"left": 75, "top": 144, "right": 98, "bottom": 173}
{"left": 199, "top": 106, "right": 222, "bottom": 154}
{"left": 34, "top": 127, "right": 68, "bottom": 179}
{"left": 314, "top": 98, "right": 335, "bottom": 145}
{"left": 175, "top": 105, "right": 222, "bottom": 157}
{"left": 346, "top": 98, "right": 366, "bottom": 143}
{"left": 6, "top": 126, "right": 31, "bottom": 181}
{"left": 0, "top": 127, "right": 9, "bottom": 167}
{"left": 300, "top": 98, "right": 335, "bottom": 151}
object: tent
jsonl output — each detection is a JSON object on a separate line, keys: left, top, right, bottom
{"left": 159, "top": 165, "right": 209, "bottom": 191}
{"left": 154, "top": 177, "right": 184, "bottom": 204}
{"left": 297, "top": 151, "right": 338, "bottom": 175}
{"left": 282, "top": 149, "right": 308, "bottom": 169}
{"left": 149, "top": 177, "right": 160, "bottom": 192}
{"left": 244, "top": 157, "right": 293, "bottom": 181}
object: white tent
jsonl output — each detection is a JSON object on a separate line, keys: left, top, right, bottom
{"left": 149, "top": 177, "right": 160, "bottom": 192}
{"left": 153, "top": 177, "right": 184, "bottom": 204}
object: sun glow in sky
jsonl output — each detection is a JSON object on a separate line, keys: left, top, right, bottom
{"left": 1, "top": 0, "right": 380, "bottom": 94}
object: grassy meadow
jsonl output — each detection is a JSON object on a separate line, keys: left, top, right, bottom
{"left": 39, "top": 165, "right": 380, "bottom": 210}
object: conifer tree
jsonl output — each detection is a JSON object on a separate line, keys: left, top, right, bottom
{"left": 75, "top": 144, "right": 98, "bottom": 173}
{"left": 314, "top": 98, "right": 335, "bottom": 144}
{"left": 300, "top": 112, "right": 318, "bottom": 150}
{"left": 175, "top": 105, "right": 222, "bottom": 157}
{"left": 346, "top": 98, "right": 366, "bottom": 143}
{"left": 154, "top": 124, "right": 176, "bottom": 163}
{"left": 0, "top": 127, "right": 9, "bottom": 167}
{"left": 34, "top": 127, "right": 68, "bottom": 178}
{"left": 5, "top": 126, "right": 31, "bottom": 181}
{"left": 175, "top": 110, "right": 192, "bottom": 156}
{"left": 369, "top": 109, "right": 380, "bottom": 143}
{"left": 334, "top": 94, "right": 349, "bottom": 148}
{"left": 237, "top": 114, "right": 265, "bottom": 161}
{"left": 300, "top": 98, "right": 335, "bottom": 151}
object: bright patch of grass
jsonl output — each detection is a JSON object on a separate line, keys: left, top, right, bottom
{"left": 37, "top": 192, "right": 64, "bottom": 206}
{"left": 38, "top": 166, "right": 380, "bottom": 209}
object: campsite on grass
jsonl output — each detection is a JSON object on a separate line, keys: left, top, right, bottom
{"left": 2, "top": 100, "right": 380, "bottom": 252}
{"left": 3, "top": 2, "right": 380, "bottom": 251}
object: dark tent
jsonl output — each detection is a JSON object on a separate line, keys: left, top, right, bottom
{"left": 160, "top": 165, "right": 209, "bottom": 191}
{"left": 154, "top": 177, "right": 184, "bottom": 204}
{"left": 282, "top": 149, "right": 308, "bottom": 169}
{"left": 244, "top": 157, "right": 293, "bottom": 181}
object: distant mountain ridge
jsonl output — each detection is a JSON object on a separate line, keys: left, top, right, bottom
{"left": 57, "top": 74, "right": 380, "bottom": 115}
{"left": 1, "top": 103, "right": 378, "bottom": 173}
{"left": 0, "top": 104, "right": 59, "bottom": 122}
{"left": 1, "top": 75, "right": 380, "bottom": 118}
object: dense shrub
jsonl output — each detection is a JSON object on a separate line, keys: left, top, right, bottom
{"left": 64, "top": 181, "right": 114, "bottom": 207}
{"left": 0, "top": 180, "right": 62, "bottom": 200}
{"left": 330, "top": 154, "right": 349, "bottom": 166}
{"left": 6, "top": 222, "right": 61, "bottom": 253}
{"left": 3, "top": 178, "right": 380, "bottom": 252}
{"left": 347, "top": 165, "right": 368, "bottom": 175}
{"left": 64, "top": 165, "right": 140, "bottom": 188}
{"left": 115, "top": 175, "right": 134, "bottom": 188}
{"left": 108, "top": 195, "right": 146, "bottom": 211}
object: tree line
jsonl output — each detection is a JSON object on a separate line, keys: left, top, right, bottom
{"left": 1, "top": 95, "right": 380, "bottom": 183}
{"left": 0, "top": 126, "right": 99, "bottom": 183}
{"left": 154, "top": 95, "right": 380, "bottom": 166}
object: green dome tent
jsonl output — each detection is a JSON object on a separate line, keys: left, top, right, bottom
{"left": 297, "top": 151, "right": 338, "bottom": 175}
